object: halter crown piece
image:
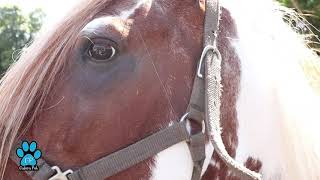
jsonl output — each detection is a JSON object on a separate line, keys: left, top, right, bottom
{"left": 10, "top": 0, "right": 262, "bottom": 179}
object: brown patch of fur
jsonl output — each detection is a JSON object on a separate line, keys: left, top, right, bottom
{"left": 3, "top": 1, "right": 262, "bottom": 180}
{"left": 4, "top": 0, "right": 205, "bottom": 179}
{"left": 244, "top": 157, "right": 262, "bottom": 173}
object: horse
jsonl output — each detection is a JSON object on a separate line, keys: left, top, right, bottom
{"left": 0, "top": 0, "right": 319, "bottom": 179}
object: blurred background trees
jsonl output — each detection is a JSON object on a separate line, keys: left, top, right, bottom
{"left": 278, "top": 0, "right": 320, "bottom": 52}
{"left": 0, "top": 6, "right": 45, "bottom": 75}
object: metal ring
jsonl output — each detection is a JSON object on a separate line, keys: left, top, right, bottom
{"left": 197, "top": 45, "right": 222, "bottom": 79}
{"left": 179, "top": 112, "right": 190, "bottom": 122}
{"left": 49, "top": 166, "right": 73, "bottom": 180}
{"left": 179, "top": 112, "right": 205, "bottom": 135}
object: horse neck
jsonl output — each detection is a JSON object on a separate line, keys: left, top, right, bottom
{"left": 224, "top": 0, "right": 320, "bottom": 178}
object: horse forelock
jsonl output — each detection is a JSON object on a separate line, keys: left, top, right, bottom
{"left": 1, "top": 0, "right": 197, "bottom": 179}
{"left": 0, "top": 0, "right": 119, "bottom": 178}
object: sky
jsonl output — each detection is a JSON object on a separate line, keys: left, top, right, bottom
{"left": 0, "top": 0, "right": 80, "bottom": 23}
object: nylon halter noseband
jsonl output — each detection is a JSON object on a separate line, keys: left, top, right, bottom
{"left": 10, "top": 0, "right": 262, "bottom": 179}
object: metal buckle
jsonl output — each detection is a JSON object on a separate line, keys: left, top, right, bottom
{"left": 197, "top": 45, "right": 222, "bottom": 79}
{"left": 48, "top": 166, "right": 73, "bottom": 180}
{"left": 179, "top": 112, "right": 205, "bottom": 135}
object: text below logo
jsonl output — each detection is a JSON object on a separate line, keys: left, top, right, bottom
{"left": 16, "top": 141, "right": 42, "bottom": 171}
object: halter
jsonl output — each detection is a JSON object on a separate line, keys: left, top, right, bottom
{"left": 10, "top": 0, "right": 262, "bottom": 179}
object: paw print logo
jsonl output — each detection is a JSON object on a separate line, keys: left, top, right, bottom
{"left": 16, "top": 141, "right": 42, "bottom": 168}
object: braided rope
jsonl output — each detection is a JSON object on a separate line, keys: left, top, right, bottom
{"left": 204, "top": 46, "right": 262, "bottom": 180}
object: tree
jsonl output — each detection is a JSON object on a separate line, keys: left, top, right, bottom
{"left": 278, "top": 0, "right": 320, "bottom": 53}
{"left": 0, "top": 6, "right": 45, "bottom": 75}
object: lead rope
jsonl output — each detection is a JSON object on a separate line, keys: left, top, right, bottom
{"left": 202, "top": 1, "right": 262, "bottom": 179}
{"left": 204, "top": 44, "right": 262, "bottom": 180}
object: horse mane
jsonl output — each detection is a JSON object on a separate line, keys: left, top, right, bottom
{"left": 0, "top": 0, "right": 114, "bottom": 178}
{"left": 222, "top": 0, "right": 320, "bottom": 179}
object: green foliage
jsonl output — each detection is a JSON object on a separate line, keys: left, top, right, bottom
{"left": 0, "top": 6, "right": 45, "bottom": 75}
{"left": 278, "top": 0, "right": 320, "bottom": 52}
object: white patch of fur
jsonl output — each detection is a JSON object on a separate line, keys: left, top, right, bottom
{"left": 202, "top": 142, "right": 214, "bottom": 175}
{"left": 222, "top": 0, "right": 320, "bottom": 179}
{"left": 151, "top": 120, "right": 214, "bottom": 180}
{"left": 210, "top": 159, "right": 220, "bottom": 169}
{"left": 151, "top": 141, "right": 193, "bottom": 180}
{"left": 82, "top": 17, "right": 130, "bottom": 36}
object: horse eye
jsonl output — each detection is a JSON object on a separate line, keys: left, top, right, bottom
{"left": 87, "top": 43, "right": 117, "bottom": 62}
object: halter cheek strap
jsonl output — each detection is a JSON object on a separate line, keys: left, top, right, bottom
{"left": 10, "top": 0, "right": 262, "bottom": 179}
{"left": 189, "top": 0, "right": 262, "bottom": 179}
